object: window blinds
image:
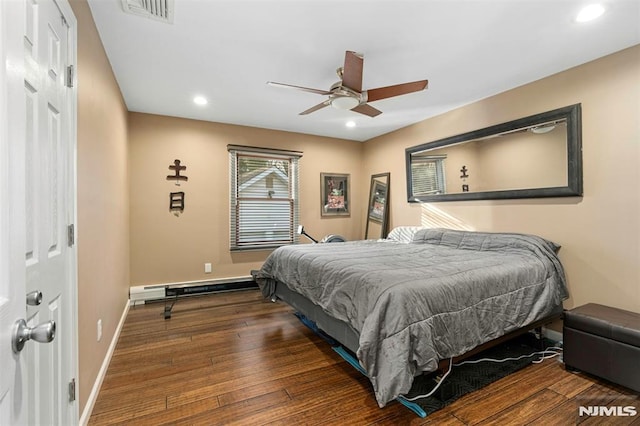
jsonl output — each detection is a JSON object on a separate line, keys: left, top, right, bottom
{"left": 411, "top": 156, "right": 446, "bottom": 195}
{"left": 229, "top": 147, "right": 300, "bottom": 250}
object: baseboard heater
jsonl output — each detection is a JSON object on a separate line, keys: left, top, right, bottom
{"left": 129, "top": 276, "right": 257, "bottom": 308}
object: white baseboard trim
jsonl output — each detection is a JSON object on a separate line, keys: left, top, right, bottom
{"left": 129, "top": 275, "right": 255, "bottom": 305}
{"left": 79, "top": 299, "right": 130, "bottom": 426}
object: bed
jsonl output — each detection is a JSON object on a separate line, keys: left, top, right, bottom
{"left": 254, "top": 227, "right": 568, "bottom": 408}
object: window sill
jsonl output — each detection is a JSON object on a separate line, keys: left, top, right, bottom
{"left": 230, "top": 244, "right": 292, "bottom": 252}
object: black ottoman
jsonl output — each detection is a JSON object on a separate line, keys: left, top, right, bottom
{"left": 563, "top": 303, "right": 640, "bottom": 392}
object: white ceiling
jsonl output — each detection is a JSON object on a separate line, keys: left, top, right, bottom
{"left": 87, "top": 0, "right": 640, "bottom": 142}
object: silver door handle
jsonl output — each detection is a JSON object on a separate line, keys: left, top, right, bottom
{"left": 26, "top": 290, "right": 43, "bottom": 306}
{"left": 11, "top": 319, "right": 56, "bottom": 353}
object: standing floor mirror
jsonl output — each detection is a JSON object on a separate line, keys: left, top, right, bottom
{"left": 364, "top": 173, "right": 390, "bottom": 239}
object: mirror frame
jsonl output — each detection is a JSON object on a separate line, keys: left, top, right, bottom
{"left": 405, "top": 104, "right": 583, "bottom": 202}
{"left": 365, "top": 172, "right": 390, "bottom": 239}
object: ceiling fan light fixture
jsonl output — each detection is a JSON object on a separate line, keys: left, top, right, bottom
{"left": 331, "top": 96, "right": 359, "bottom": 110}
{"left": 269, "top": 51, "right": 427, "bottom": 118}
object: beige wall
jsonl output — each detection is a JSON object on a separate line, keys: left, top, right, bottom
{"left": 69, "top": 0, "right": 130, "bottom": 412}
{"left": 363, "top": 45, "right": 640, "bottom": 313}
{"left": 128, "top": 113, "right": 363, "bottom": 286}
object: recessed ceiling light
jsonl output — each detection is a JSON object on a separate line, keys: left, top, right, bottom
{"left": 193, "top": 96, "right": 208, "bottom": 106}
{"left": 576, "top": 4, "right": 605, "bottom": 22}
{"left": 346, "top": 121, "right": 356, "bottom": 128}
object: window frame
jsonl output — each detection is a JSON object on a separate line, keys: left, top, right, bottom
{"left": 228, "top": 145, "right": 301, "bottom": 251}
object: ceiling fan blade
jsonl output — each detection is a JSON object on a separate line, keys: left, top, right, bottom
{"left": 351, "top": 103, "right": 382, "bottom": 117}
{"left": 366, "top": 80, "right": 428, "bottom": 102}
{"left": 267, "top": 81, "right": 332, "bottom": 96}
{"left": 300, "top": 100, "right": 331, "bottom": 115}
{"left": 341, "top": 51, "right": 363, "bottom": 92}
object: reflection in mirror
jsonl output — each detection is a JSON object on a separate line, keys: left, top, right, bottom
{"left": 365, "top": 173, "right": 390, "bottom": 239}
{"left": 406, "top": 104, "right": 582, "bottom": 202}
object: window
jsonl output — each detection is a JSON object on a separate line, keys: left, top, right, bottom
{"left": 410, "top": 155, "right": 446, "bottom": 196}
{"left": 228, "top": 145, "right": 301, "bottom": 250}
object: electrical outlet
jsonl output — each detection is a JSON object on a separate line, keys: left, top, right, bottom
{"left": 204, "top": 263, "right": 212, "bottom": 274}
{"left": 97, "top": 319, "right": 102, "bottom": 342}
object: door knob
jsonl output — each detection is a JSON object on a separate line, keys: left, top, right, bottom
{"left": 11, "top": 319, "right": 56, "bottom": 353}
{"left": 26, "top": 290, "right": 43, "bottom": 306}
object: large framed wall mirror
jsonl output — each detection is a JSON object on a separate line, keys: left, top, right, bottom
{"left": 406, "top": 104, "right": 583, "bottom": 202}
{"left": 365, "top": 173, "right": 390, "bottom": 239}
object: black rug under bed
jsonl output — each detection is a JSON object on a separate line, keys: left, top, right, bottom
{"left": 403, "top": 333, "right": 550, "bottom": 415}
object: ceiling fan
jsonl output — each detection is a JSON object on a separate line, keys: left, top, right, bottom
{"left": 267, "top": 51, "right": 428, "bottom": 117}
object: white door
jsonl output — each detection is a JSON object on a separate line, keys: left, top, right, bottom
{"left": 0, "top": 0, "right": 78, "bottom": 424}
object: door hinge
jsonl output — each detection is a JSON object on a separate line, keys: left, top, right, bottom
{"left": 68, "top": 378, "right": 76, "bottom": 402}
{"left": 67, "top": 224, "right": 75, "bottom": 247}
{"left": 66, "top": 65, "right": 74, "bottom": 88}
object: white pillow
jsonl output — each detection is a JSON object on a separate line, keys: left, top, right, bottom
{"left": 386, "top": 226, "right": 423, "bottom": 243}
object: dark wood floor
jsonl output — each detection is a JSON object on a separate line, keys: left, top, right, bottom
{"left": 88, "top": 290, "right": 638, "bottom": 425}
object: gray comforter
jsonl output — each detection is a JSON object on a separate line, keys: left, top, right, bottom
{"left": 257, "top": 228, "right": 568, "bottom": 407}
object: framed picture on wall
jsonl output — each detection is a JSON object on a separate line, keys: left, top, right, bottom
{"left": 320, "top": 172, "right": 350, "bottom": 217}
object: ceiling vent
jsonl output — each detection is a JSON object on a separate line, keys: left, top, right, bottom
{"left": 121, "top": 0, "right": 174, "bottom": 24}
